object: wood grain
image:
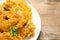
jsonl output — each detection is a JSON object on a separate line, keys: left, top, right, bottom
{"left": 27, "top": 0, "right": 60, "bottom": 40}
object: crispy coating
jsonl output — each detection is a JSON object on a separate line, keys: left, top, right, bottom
{"left": 0, "top": 32, "right": 23, "bottom": 40}
{"left": 0, "top": 0, "right": 35, "bottom": 40}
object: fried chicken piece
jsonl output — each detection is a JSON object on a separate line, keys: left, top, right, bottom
{"left": 0, "top": 32, "right": 23, "bottom": 40}
{"left": 18, "top": 20, "right": 35, "bottom": 37}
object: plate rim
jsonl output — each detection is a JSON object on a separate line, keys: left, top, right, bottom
{"left": 27, "top": 2, "right": 41, "bottom": 40}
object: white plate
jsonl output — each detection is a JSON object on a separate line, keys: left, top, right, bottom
{"left": 0, "top": 0, "right": 41, "bottom": 40}
{"left": 27, "top": 2, "right": 41, "bottom": 40}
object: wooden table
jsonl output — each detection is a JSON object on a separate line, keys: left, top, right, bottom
{"left": 28, "top": 0, "right": 60, "bottom": 40}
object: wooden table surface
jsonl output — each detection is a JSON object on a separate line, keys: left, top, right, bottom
{"left": 27, "top": 0, "right": 60, "bottom": 40}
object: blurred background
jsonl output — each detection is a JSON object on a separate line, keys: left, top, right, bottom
{"left": 28, "top": 0, "right": 60, "bottom": 40}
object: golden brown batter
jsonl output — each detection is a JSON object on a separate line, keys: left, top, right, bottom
{"left": 0, "top": 0, "right": 35, "bottom": 40}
